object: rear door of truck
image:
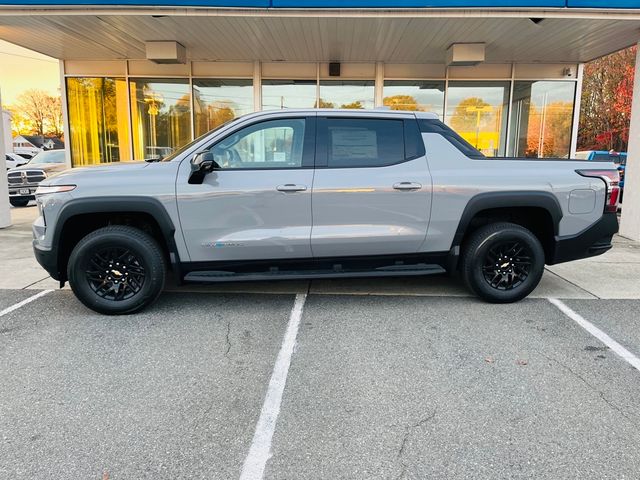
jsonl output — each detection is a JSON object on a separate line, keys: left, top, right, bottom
{"left": 310, "top": 113, "right": 432, "bottom": 257}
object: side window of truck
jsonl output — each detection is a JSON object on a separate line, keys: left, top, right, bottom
{"left": 211, "top": 118, "right": 307, "bottom": 169}
{"left": 418, "top": 119, "right": 485, "bottom": 158}
{"left": 322, "top": 118, "right": 405, "bottom": 168}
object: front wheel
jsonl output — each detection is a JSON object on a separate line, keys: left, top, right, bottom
{"left": 461, "top": 222, "right": 545, "bottom": 303}
{"left": 67, "top": 225, "right": 166, "bottom": 315}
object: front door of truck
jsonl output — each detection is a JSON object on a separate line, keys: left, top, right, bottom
{"left": 177, "top": 115, "right": 316, "bottom": 262}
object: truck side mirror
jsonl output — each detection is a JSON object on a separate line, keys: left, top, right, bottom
{"left": 188, "top": 151, "right": 219, "bottom": 184}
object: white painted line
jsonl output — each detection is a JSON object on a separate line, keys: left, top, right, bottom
{"left": 0, "top": 289, "right": 53, "bottom": 318}
{"left": 240, "top": 293, "right": 307, "bottom": 480}
{"left": 548, "top": 298, "right": 640, "bottom": 371}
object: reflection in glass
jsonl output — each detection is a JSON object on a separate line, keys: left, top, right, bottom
{"left": 130, "top": 78, "right": 191, "bottom": 160}
{"left": 446, "top": 81, "right": 510, "bottom": 156}
{"left": 509, "top": 81, "right": 575, "bottom": 158}
{"left": 319, "top": 80, "right": 375, "bottom": 109}
{"left": 193, "top": 79, "right": 253, "bottom": 136}
{"left": 66, "top": 77, "right": 131, "bottom": 166}
{"left": 212, "top": 119, "right": 306, "bottom": 169}
{"left": 262, "top": 80, "right": 317, "bottom": 110}
{"left": 382, "top": 81, "right": 445, "bottom": 116}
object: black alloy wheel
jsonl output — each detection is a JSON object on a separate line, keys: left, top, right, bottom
{"left": 85, "top": 247, "right": 146, "bottom": 301}
{"left": 461, "top": 222, "right": 545, "bottom": 303}
{"left": 68, "top": 225, "right": 166, "bottom": 315}
{"left": 481, "top": 240, "right": 533, "bottom": 291}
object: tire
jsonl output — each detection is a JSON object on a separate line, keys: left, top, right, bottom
{"left": 461, "top": 222, "right": 545, "bottom": 303}
{"left": 10, "top": 198, "right": 29, "bottom": 207}
{"left": 67, "top": 225, "right": 166, "bottom": 315}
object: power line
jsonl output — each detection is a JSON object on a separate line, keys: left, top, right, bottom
{"left": 0, "top": 50, "right": 57, "bottom": 63}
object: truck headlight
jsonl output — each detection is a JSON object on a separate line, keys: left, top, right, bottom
{"left": 35, "top": 185, "right": 76, "bottom": 196}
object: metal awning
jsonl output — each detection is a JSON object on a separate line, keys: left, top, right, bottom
{"left": 0, "top": 10, "right": 638, "bottom": 63}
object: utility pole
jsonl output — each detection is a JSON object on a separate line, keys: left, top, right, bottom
{"left": 0, "top": 88, "right": 11, "bottom": 229}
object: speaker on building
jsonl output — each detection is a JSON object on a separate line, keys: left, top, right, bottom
{"left": 329, "top": 62, "right": 341, "bottom": 77}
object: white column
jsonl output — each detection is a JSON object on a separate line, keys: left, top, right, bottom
{"left": 374, "top": 62, "right": 384, "bottom": 107}
{"left": 570, "top": 63, "right": 584, "bottom": 158}
{"left": 0, "top": 89, "right": 11, "bottom": 228}
{"left": 253, "top": 61, "right": 261, "bottom": 112}
{"left": 59, "top": 60, "right": 72, "bottom": 169}
{"left": 619, "top": 42, "right": 640, "bottom": 242}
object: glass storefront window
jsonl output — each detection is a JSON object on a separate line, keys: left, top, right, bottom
{"left": 193, "top": 79, "right": 253, "bottom": 137}
{"left": 319, "top": 80, "right": 375, "bottom": 109}
{"left": 446, "top": 81, "right": 510, "bottom": 156}
{"left": 66, "top": 77, "right": 131, "bottom": 166}
{"left": 509, "top": 81, "right": 575, "bottom": 158}
{"left": 382, "top": 81, "right": 445, "bottom": 116}
{"left": 262, "top": 80, "right": 317, "bottom": 110}
{"left": 130, "top": 78, "right": 191, "bottom": 160}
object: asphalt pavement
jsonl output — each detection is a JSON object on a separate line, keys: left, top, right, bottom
{"left": 1, "top": 289, "right": 640, "bottom": 479}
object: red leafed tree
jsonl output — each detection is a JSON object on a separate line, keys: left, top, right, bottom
{"left": 578, "top": 45, "right": 636, "bottom": 152}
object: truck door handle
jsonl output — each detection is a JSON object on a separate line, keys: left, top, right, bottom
{"left": 276, "top": 184, "right": 307, "bottom": 192}
{"left": 393, "top": 182, "right": 422, "bottom": 191}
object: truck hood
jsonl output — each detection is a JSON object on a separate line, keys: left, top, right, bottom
{"left": 9, "top": 162, "right": 67, "bottom": 174}
{"left": 45, "top": 161, "right": 152, "bottom": 183}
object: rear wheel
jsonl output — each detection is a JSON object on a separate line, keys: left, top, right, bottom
{"left": 461, "top": 222, "right": 545, "bottom": 303}
{"left": 67, "top": 225, "right": 166, "bottom": 315}
{"left": 10, "top": 198, "right": 29, "bottom": 207}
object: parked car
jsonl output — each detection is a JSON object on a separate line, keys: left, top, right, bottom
{"left": 575, "top": 150, "right": 626, "bottom": 201}
{"left": 4, "top": 153, "right": 29, "bottom": 170}
{"left": 7, "top": 149, "right": 67, "bottom": 207}
{"left": 32, "top": 110, "right": 620, "bottom": 314}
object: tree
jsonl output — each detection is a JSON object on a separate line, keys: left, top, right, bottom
{"left": 16, "top": 89, "right": 49, "bottom": 136}
{"left": 315, "top": 98, "right": 335, "bottom": 108}
{"left": 340, "top": 101, "right": 364, "bottom": 109}
{"left": 578, "top": 45, "right": 636, "bottom": 152}
{"left": 383, "top": 95, "right": 419, "bottom": 111}
{"left": 12, "top": 89, "right": 63, "bottom": 137}
{"left": 449, "top": 97, "right": 493, "bottom": 132}
{"left": 43, "top": 95, "right": 63, "bottom": 137}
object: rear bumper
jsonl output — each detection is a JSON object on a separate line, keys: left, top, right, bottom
{"left": 550, "top": 213, "right": 618, "bottom": 264}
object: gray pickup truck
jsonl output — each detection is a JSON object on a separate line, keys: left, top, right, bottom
{"left": 32, "top": 110, "right": 620, "bottom": 314}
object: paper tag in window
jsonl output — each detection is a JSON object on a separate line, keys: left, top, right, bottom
{"left": 273, "top": 152, "right": 286, "bottom": 162}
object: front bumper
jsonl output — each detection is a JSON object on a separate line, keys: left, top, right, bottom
{"left": 33, "top": 242, "right": 60, "bottom": 281}
{"left": 550, "top": 213, "right": 619, "bottom": 264}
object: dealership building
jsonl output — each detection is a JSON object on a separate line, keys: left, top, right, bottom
{"left": 0, "top": 0, "right": 639, "bottom": 239}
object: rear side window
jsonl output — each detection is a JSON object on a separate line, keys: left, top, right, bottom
{"left": 418, "top": 119, "right": 485, "bottom": 158}
{"left": 324, "top": 118, "right": 405, "bottom": 168}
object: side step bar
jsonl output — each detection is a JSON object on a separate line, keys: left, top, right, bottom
{"left": 183, "top": 264, "right": 446, "bottom": 283}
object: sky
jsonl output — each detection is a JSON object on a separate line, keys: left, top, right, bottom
{"left": 0, "top": 39, "right": 60, "bottom": 107}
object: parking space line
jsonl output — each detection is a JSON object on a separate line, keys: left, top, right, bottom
{"left": 240, "top": 293, "right": 307, "bottom": 480}
{"left": 0, "top": 290, "right": 53, "bottom": 318}
{"left": 549, "top": 298, "right": 640, "bottom": 371}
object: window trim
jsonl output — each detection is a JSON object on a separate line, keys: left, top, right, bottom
{"left": 315, "top": 116, "right": 422, "bottom": 170}
{"left": 200, "top": 116, "right": 316, "bottom": 171}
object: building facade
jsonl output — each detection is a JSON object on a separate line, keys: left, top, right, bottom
{"left": 1, "top": 1, "right": 640, "bottom": 239}
{"left": 62, "top": 60, "right": 580, "bottom": 166}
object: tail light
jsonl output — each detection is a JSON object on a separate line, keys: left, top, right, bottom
{"left": 576, "top": 169, "right": 620, "bottom": 213}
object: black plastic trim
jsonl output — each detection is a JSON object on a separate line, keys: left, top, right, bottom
{"left": 452, "top": 191, "right": 564, "bottom": 248}
{"left": 181, "top": 251, "right": 451, "bottom": 278}
{"left": 38, "top": 196, "right": 180, "bottom": 281}
{"left": 550, "top": 212, "right": 618, "bottom": 264}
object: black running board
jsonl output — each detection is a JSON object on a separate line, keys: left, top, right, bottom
{"left": 183, "top": 264, "right": 446, "bottom": 283}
